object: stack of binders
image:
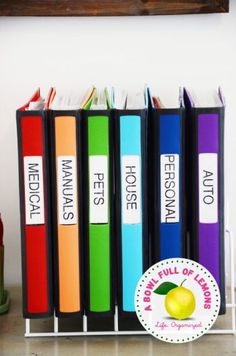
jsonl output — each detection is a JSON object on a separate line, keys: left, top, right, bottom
{"left": 16, "top": 85, "right": 226, "bottom": 322}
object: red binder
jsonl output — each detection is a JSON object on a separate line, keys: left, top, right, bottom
{"left": 17, "top": 89, "right": 53, "bottom": 318}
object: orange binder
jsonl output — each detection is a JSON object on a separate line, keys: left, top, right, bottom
{"left": 51, "top": 110, "right": 82, "bottom": 316}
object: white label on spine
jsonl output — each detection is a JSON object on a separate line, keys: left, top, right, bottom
{"left": 89, "top": 155, "right": 108, "bottom": 224}
{"left": 161, "top": 154, "right": 179, "bottom": 223}
{"left": 121, "top": 155, "right": 141, "bottom": 224}
{"left": 57, "top": 156, "right": 77, "bottom": 225}
{"left": 199, "top": 153, "right": 218, "bottom": 223}
{"left": 24, "top": 156, "right": 45, "bottom": 225}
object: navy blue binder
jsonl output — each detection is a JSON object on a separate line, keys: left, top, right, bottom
{"left": 148, "top": 89, "right": 186, "bottom": 263}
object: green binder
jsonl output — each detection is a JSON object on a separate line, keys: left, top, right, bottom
{"left": 83, "top": 88, "right": 113, "bottom": 314}
{"left": 88, "top": 116, "right": 110, "bottom": 312}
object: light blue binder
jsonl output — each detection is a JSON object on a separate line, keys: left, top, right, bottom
{"left": 120, "top": 115, "right": 143, "bottom": 312}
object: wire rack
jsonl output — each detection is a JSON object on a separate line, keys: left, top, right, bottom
{"left": 25, "top": 229, "right": 236, "bottom": 337}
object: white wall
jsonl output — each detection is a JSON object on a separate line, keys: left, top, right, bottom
{"left": 0, "top": 3, "right": 236, "bottom": 286}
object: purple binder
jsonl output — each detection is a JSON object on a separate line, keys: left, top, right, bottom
{"left": 198, "top": 114, "right": 220, "bottom": 283}
{"left": 184, "top": 88, "right": 225, "bottom": 315}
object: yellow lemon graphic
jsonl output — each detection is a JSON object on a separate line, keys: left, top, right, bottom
{"left": 153, "top": 279, "right": 196, "bottom": 320}
{"left": 165, "top": 285, "right": 196, "bottom": 320}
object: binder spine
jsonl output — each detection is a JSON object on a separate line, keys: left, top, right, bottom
{"left": 51, "top": 110, "right": 82, "bottom": 317}
{"left": 82, "top": 109, "right": 114, "bottom": 316}
{"left": 194, "top": 108, "right": 225, "bottom": 314}
{"left": 219, "top": 108, "right": 226, "bottom": 314}
{"left": 16, "top": 110, "right": 53, "bottom": 319}
{"left": 115, "top": 109, "right": 148, "bottom": 315}
{"left": 152, "top": 108, "right": 185, "bottom": 262}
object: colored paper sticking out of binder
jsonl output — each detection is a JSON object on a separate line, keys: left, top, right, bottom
{"left": 114, "top": 89, "right": 148, "bottom": 314}
{"left": 16, "top": 89, "right": 54, "bottom": 318}
{"left": 184, "top": 88, "right": 226, "bottom": 314}
{"left": 82, "top": 88, "right": 114, "bottom": 314}
{"left": 148, "top": 88, "right": 186, "bottom": 262}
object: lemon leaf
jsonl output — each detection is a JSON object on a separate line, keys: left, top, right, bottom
{"left": 153, "top": 282, "right": 178, "bottom": 295}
